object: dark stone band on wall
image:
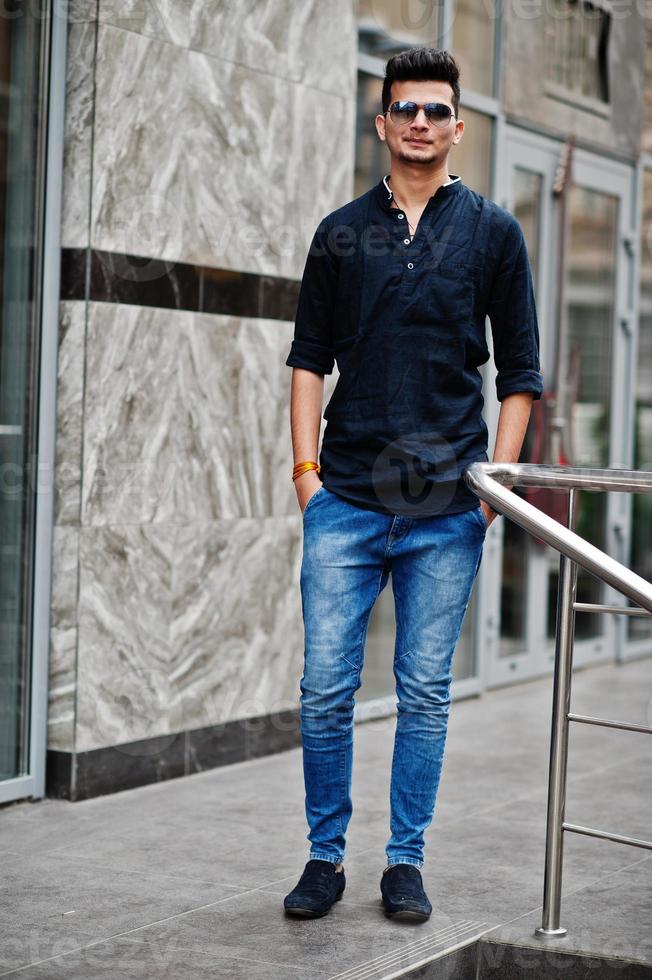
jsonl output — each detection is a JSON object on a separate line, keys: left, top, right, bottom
{"left": 60, "top": 247, "right": 301, "bottom": 321}
{"left": 46, "top": 707, "right": 302, "bottom": 802}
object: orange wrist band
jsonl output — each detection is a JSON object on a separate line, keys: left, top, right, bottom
{"left": 292, "top": 460, "right": 321, "bottom": 482}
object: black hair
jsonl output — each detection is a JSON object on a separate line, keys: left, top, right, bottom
{"left": 381, "top": 48, "right": 461, "bottom": 117}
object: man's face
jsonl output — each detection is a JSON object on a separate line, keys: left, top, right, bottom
{"left": 376, "top": 79, "right": 464, "bottom": 167}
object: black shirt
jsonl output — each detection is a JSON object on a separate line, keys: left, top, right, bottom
{"left": 286, "top": 173, "right": 544, "bottom": 517}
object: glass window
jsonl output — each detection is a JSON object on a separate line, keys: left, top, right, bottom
{"left": 451, "top": 0, "right": 497, "bottom": 96}
{"left": 642, "top": 4, "right": 652, "bottom": 155}
{"left": 546, "top": 185, "right": 618, "bottom": 641}
{"left": 355, "top": 73, "right": 389, "bottom": 200}
{"left": 357, "top": 0, "right": 440, "bottom": 56}
{"left": 628, "top": 169, "right": 652, "bottom": 641}
{"left": 454, "top": 105, "right": 492, "bottom": 197}
{"left": 0, "top": 11, "right": 47, "bottom": 781}
{"left": 499, "top": 168, "right": 542, "bottom": 661}
{"left": 544, "top": 0, "right": 611, "bottom": 104}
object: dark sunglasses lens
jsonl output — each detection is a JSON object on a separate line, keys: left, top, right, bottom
{"left": 426, "top": 103, "right": 452, "bottom": 124}
{"left": 390, "top": 101, "right": 417, "bottom": 123}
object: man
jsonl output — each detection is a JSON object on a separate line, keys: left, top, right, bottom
{"left": 283, "top": 48, "right": 543, "bottom": 922}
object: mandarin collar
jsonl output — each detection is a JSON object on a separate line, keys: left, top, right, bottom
{"left": 376, "top": 173, "right": 462, "bottom": 213}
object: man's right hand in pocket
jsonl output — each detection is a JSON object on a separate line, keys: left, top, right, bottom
{"left": 295, "top": 471, "right": 323, "bottom": 514}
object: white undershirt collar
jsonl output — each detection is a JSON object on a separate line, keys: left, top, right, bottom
{"left": 383, "top": 173, "right": 461, "bottom": 201}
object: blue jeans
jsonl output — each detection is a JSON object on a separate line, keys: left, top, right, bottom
{"left": 298, "top": 485, "right": 487, "bottom": 869}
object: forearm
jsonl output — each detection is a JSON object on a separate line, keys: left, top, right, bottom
{"left": 289, "top": 367, "right": 325, "bottom": 468}
{"left": 492, "top": 391, "right": 534, "bottom": 489}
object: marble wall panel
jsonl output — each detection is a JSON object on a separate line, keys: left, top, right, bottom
{"left": 52, "top": 291, "right": 339, "bottom": 751}
{"left": 90, "top": 23, "right": 352, "bottom": 277}
{"left": 48, "top": 298, "right": 85, "bottom": 752}
{"left": 66, "top": 0, "right": 98, "bottom": 23}
{"left": 48, "top": 525, "right": 81, "bottom": 753}
{"left": 73, "top": 515, "right": 304, "bottom": 752}
{"left": 50, "top": 0, "right": 357, "bottom": 762}
{"left": 51, "top": 525, "right": 80, "bottom": 632}
{"left": 79, "top": 302, "right": 318, "bottom": 525}
{"left": 96, "top": 0, "right": 356, "bottom": 98}
{"left": 54, "top": 301, "right": 85, "bottom": 526}
{"left": 167, "top": 517, "right": 304, "bottom": 737}
{"left": 75, "top": 522, "right": 175, "bottom": 752}
{"left": 47, "top": 626, "right": 78, "bottom": 753}
{"left": 61, "top": 19, "right": 97, "bottom": 249}
{"left": 80, "top": 302, "right": 179, "bottom": 525}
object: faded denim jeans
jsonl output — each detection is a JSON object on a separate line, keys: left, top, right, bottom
{"left": 298, "top": 484, "right": 487, "bottom": 869}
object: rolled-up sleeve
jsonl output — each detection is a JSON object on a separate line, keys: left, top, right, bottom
{"left": 285, "top": 218, "right": 337, "bottom": 376}
{"left": 488, "top": 216, "right": 544, "bottom": 401}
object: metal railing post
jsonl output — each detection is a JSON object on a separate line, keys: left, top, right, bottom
{"left": 462, "top": 463, "right": 652, "bottom": 944}
{"left": 535, "top": 488, "right": 578, "bottom": 938}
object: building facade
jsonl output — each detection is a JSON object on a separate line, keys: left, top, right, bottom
{"left": 1, "top": 0, "right": 650, "bottom": 804}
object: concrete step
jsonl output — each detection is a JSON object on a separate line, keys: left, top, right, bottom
{"left": 336, "top": 936, "right": 652, "bottom": 979}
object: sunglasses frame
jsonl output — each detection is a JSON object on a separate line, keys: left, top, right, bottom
{"left": 385, "top": 100, "right": 457, "bottom": 128}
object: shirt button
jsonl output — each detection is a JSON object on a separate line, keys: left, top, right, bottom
{"left": 407, "top": 262, "right": 414, "bottom": 269}
{"left": 398, "top": 214, "right": 405, "bottom": 220}
{"left": 404, "top": 238, "right": 410, "bottom": 245}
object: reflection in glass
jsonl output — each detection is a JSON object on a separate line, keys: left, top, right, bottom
{"left": 544, "top": 0, "right": 610, "bottom": 103}
{"left": 355, "top": 73, "right": 389, "bottom": 199}
{"left": 453, "top": 596, "right": 477, "bottom": 680}
{"left": 513, "top": 169, "right": 541, "bottom": 294}
{"left": 0, "top": 12, "right": 45, "bottom": 781}
{"left": 499, "top": 168, "right": 542, "bottom": 660}
{"left": 547, "top": 186, "right": 618, "bottom": 641}
{"left": 453, "top": 106, "right": 492, "bottom": 198}
{"left": 629, "top": 169, "right": 652, "bottom": 640}
{"left": 357, "top": 0, "right": 440, "bottom": 56}
{"left": 641, "top": 6, "right": 652, "bottom": 156}
{"left": 451, "top": 0, "right": 496, "bottom": 96}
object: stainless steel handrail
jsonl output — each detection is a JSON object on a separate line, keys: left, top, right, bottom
{"left": 464, "top": 463, "right": 652, "bottom": 612}
{"left": 463, "top": 462, "right": 652, "bottom": 939}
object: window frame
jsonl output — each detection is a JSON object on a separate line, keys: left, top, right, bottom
{"left": 543, "top": 0, "right": 612, "bottom": 114}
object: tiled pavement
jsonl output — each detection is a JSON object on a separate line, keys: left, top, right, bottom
{"left": 0, "top": 657, "right": 650, "bottom": 978}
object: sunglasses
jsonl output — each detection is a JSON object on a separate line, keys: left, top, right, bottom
{"left": 385, "top": 100, "right": 456, "bottom": 128}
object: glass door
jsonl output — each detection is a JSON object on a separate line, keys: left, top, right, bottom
{"left": 625, "top": 165, "right": 652, "bottom": 656}
{"left": 485, "top": 128, "right": 634, "bottom": 687}
{"left": 0, "top": 5, "right": 56, "bottom": 802}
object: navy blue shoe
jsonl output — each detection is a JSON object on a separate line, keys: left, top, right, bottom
{"left": 381, "top": 864, "right": 432, "bottom": 921}
{"left": 284, "top": 859, "right": 346, "bottom": 918}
